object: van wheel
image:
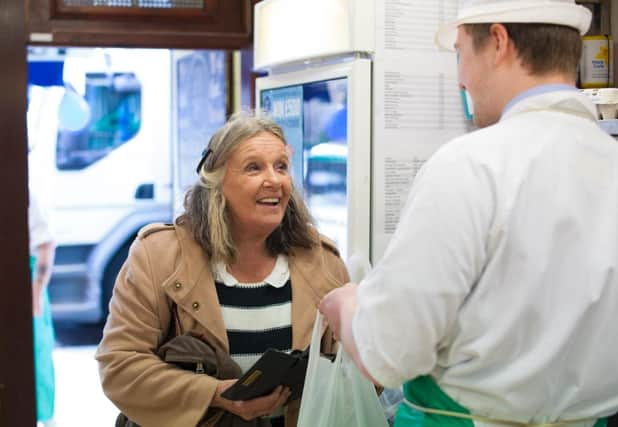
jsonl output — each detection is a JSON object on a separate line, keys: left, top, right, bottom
{"left": 100, "top": 238, "right": 133, "bottom": 323}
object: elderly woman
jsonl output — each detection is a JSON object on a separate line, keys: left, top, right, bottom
{"left": 96, "top": 113, "right": 349, "bottom": 427}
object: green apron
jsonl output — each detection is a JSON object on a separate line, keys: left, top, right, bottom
{"left": 31, "top": 255, "right": 56, "bottom": 422}
{"left": 394, "top": 376, "right": 606, "bottom": 427}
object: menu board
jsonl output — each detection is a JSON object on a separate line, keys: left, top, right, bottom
{"left": 372, "top": 0, "right": 471, "bottom": 261}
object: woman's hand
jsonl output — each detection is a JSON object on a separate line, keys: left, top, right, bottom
{"left": 211, "top": 380, "right": 291, "bottom": 421}
{"left": 319, "top": 283, "right": 382, "bottom": 386}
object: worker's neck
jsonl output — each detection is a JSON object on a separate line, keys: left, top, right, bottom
{"left": 497, "top": 70, "right": 575, "bottom": 114}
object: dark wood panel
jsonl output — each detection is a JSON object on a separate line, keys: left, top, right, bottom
{"left": 240, "top": 48, "right": 255, "bottom": 110}
{"left": 33, "top": 29, "right": 252, "bottom": 50}
{"left": 0, "top": 0, "right": 36, "bottom": 425}
{"left": 51, "top": 0, "right": 220, "bottom": 21}
{"left": 28, "top": 0, "right": 252, "bottom": 49}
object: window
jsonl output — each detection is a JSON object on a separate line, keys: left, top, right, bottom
{"left": 56, "top": 72, "right": 142, "bottom": 170}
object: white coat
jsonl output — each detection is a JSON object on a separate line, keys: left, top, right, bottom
{"left": 354, "top": 89, "right": 618, "bottom": 424}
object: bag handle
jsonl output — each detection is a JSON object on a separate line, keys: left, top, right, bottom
{"left": 307, "top": 312, "right": 324, "bottom": 363}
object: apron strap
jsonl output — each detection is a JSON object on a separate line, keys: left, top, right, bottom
{"left": 402, "top": 397, "right": 596, "bottom": 427}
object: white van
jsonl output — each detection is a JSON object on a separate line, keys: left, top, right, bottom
{"left": 28, "top": 47, "right": 173, "bottom": 323}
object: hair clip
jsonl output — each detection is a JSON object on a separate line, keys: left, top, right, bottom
{"left": 196, "top": 148, "right": 213, "bottom": 174}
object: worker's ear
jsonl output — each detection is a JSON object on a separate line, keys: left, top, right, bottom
{"left": 488, "top": 23, "right": 513, "bottom": 67}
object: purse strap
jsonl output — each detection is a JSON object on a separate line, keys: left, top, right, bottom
{"left": 163, "top": 302, "right": 182, "bottom": 342}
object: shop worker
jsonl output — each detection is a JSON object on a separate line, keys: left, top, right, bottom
{"left": 320, "top": 0, "right": 618, "bottom": 426}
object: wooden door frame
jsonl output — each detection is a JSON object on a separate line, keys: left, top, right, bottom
{"left": 0, "top": 0, "right": 36, "bottom": 425}
{"left": 28, "top": 0, "right": 252, "bottom": 49}
{"left": 0, "top": 1, "right": 258, "bottom": 424}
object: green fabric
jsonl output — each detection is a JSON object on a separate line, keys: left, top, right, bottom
{"left": 395, "top": 376, "right": 472, "bottom": 427}
{"left": 31, "top": 255, "right": 56, "bottom": 422}
{"left": 394, "top": 375, "right": 607, "bottom": 427}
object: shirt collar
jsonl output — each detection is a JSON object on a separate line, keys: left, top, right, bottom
{"left": 212, "top": 254, "right": 290, "bottom": 288}
{"left": 502, "top": 84, "right": 577, "bottom": 117}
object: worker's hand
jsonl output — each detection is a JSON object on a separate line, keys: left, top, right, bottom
{"left": 212, "top": 380, "right": 291, "bottom": 420}
{"left": 319, "top": 282, "right": 358, "bottom": 340}
{"left": 32, "top": 282, "right": 44, "bottom": 317}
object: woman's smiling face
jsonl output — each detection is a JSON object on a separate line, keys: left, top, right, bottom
{"left": 222, "top": 131, "right": 292, "bottom": 242}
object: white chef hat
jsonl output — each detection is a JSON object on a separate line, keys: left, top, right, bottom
{"left": 435, "top": 0, "right": 592, "bottom": 51}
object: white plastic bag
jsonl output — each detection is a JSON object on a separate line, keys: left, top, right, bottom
{"left": 346, "top": 252, "right": 372, "bottom": 283}
{"left": 297, "top": 313, "right": 389, "bottom": 427}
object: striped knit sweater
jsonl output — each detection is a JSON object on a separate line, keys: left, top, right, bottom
{"left": 212, "top": 254, "right": 292, "bottom": 374}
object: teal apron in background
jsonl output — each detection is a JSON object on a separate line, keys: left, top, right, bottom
{"left": 395, "top": 376, "right": 606, "bottom": 427}
{"left": 31, "top": 255, "right": 56, "bottom": 422}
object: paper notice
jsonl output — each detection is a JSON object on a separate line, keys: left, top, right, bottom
{"left": 384, "top": 0, "right": 457, "bottom": 52}
{"left": 384, "top": 72, "right": 465, "bottom": 130}
{"left": 384, "top": 157, "right": 426, "bottom": 234}
{"left": 372, "top": 0, "right": 467, "bottom": 262}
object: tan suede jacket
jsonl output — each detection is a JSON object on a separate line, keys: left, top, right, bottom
{"left": 96, "top": 222, "right": 349, "bottom": 427}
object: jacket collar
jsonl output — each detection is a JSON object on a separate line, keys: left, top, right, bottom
{"left": 501, "top": 89, "right": 598, "bottom": 123}
{"left": 161, "top": 223, "right": 229, "bottom": 352}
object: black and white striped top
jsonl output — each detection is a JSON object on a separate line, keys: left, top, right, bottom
{"left": 212, "top": 255, "right": 292, "bottom": 374}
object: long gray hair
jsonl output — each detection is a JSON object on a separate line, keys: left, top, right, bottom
{"left": 177, "top": 112, "right": 317, "bottom": 265}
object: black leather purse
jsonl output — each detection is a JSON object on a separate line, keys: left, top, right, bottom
{"left": 220, "top": 347, "right": 310, "bottom": 402}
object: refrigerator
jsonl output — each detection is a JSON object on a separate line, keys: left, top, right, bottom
{"left": 256, "top": 59, "right": 371, "bottom": 267}
{"left": 254, "top": 0, "right": 470, "bottom": 273}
